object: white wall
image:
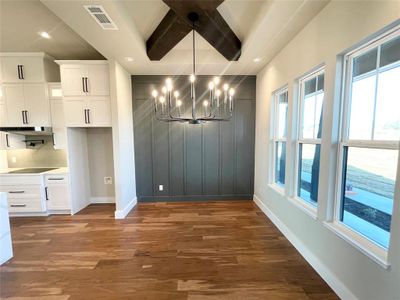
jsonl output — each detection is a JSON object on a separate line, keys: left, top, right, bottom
{"left": 255, "top": 1, "right": 400, "bottom": 300}
{"left": 109, "top": 61, "right": 137, "bottom": 218}
{"left": 87, "top": 128, "right": 115, "bottom": 201}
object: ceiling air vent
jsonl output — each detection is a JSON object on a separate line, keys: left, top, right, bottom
{"left": 84, "top": 5, "right": 118, "bottom": 30}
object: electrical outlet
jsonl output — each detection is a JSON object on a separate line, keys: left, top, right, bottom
{"left": 159, "top": 185, "right": 164, "bottom": 191}
{"left": 104, "top": 177, "right": 112, "bottom": 185}
{"left": 11, "top": 157, "right": 17, "bottom": 163}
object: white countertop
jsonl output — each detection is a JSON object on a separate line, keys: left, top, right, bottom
{"left": 0, "top": 167, "right": 69, "bottom": 175}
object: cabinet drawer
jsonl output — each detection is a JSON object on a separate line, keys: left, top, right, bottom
{"left": 8, "top": 198, "right": 44, "bottom": 213}
{"left": 0, "top": 175, "right": 42, "bottom": 185}
{"left": 45, "top": 174, "right": 68, "bottom": 184}
{"left": 0, "top": 185, "right": 42, "bottom": 198}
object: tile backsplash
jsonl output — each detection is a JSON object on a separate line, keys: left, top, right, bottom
{"left": 6, "top": 136, "right": 67, "bottom": 168}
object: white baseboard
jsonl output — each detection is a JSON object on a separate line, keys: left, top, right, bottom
{"left": 253, "top": 194, "right": 357, "bottom": 300}
{"left": 114, "top": 197, "right": 137, "bottom": 219}
{"left": 90, "top": 197, "right": 115, "bottom": 204}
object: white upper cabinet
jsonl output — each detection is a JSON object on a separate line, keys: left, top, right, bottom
{"left": 0, "top": 53, "right": 60, "bottom": 83}
{"left": 57, "top": 61, "right": 111, "bottom": 127}
{"left": 2, "top": 83, "right": 50, "bottom": 127}
{"left": 59, "top": 62, "right": 110, "bottom": 97}
{"left": 60, "top": 65, "right": 87, "bottom": 96}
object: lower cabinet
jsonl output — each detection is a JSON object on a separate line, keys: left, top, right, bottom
{"left": 0, "top": 173, "right": 71, "bottom": 215}
{"left": 45, "top": 174, "right": 70, "bottom": 211}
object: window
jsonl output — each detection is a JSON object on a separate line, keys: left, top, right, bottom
{"left": 296, "top": 68, "right": 325, "bottom": 206}
{"left": 272, "top": 88, "right": 288, "bottom": 188}
{"left": 338, "top": 29, "right": 400, "bottom": 249}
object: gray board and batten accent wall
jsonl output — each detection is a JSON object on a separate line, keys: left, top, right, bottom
{"left": 132, "top": 75, "right": 255, "bottom": 202}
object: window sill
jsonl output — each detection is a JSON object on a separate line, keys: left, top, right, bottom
{"left": 287, "top": 197, "right": 318, "bottom": 220}
{"left": 323, "top": 221, "right": 390, "bottom": 269}
{"left": 268, "top": 183, "right": 285, "bottom": 196}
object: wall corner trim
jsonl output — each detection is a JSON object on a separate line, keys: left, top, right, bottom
{"left": 114, "top": 197, "right": 137, "bottom": 219}
{"left": 253, "top": 194, "right": 358, "bottom": 300}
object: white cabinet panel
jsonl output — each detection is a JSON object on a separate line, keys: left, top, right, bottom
{"left": 87, "top": 64, "right": 109, "bottom": 96}
{"left": 1, "top": 57, "right": 44, "bottom": 83}
{"left": 3, "top": 84, "right": 25, "bottom": 126}
{"left": 63, "top": 98, "right": 87, "bottom": 127}
{"left": 0, "top": 132, "right": 25, "bottom": 150}
{"left": 46, "top": 184, "right": 70, "bottom": 210}
{"left": 88, "top": 98, "right": 112, "bottom": 126}
{"left": 50, "top": 99, "right": 66, "bottom": 149}
{"left": 0, "top": 102, "right": 7, "bottom": 127}
{"left": 60, "top": 65, "right": 87, "bottom": 96}
{"left": 24, "top": 83, "right": 50, "bottom": 126}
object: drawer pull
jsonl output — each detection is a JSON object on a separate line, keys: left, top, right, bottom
{"left": 10, "top": 204, "right": 26, "bottom": 207}
{"left": 48, "top": 178, "right": 64, "bottom": 181}
{"left": 9, "top": 191, "right": 25, "bottom": 194}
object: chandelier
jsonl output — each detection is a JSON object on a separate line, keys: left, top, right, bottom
{"left": 150, "top": 12, "right": 235, "bottom": 124}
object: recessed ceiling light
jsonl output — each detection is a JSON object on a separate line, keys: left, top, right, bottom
{"left": 125, "top": 57, "right": 134, "bottom": 62}
{"left": 253, "top": 57, "right": 262, "bottom": 63}
{"left": 39, "top": 31, "right": 51, "bottom": 39}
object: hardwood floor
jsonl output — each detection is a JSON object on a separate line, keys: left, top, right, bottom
{"left": 0, "top": 201, "right": 338, "bottom": 299}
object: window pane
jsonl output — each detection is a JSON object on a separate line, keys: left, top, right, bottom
{"left": 380, "top": 36, "right": 400, "bottom": 67}
{"left": 374, "top": 66, "right": 400, "bottom": 141}
{"left": 317, "top": 74, "right": 324, "bottom": 91}
{"left": 341, "top": 147, "right": 398, "bottom": 248}
{"left": 304, "top": 78, "right": 316, "bottom": 96}
{"left": 353, "top": 48, "right": 378, "bottom": 77}
{"left": 277, "top": 92, "right": 288, "bottom": 138}
{"left": 348, "top": 75, "right": 376, "bottom": 140}
{"left": 297, "top": 143, "right": 320, "bottom": 205}
{"left": 275, "top": 141, "right": 286, "bottom": 186}
{"left": 302, "top": 92, "right": 324, "bottom": 139}
{"left": 302, "top": 94, "right": 315, "bottom": 139}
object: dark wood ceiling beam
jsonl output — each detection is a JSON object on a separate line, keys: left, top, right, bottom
{"left": 146, "top": 9, "right": 192, "bottom": 61}
{"left": 163, "top": 0, "right": 241, "bottom": 61}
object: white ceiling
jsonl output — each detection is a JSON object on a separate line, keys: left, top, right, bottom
{"left": 0, "top": 0, "right": 104, "bottom": 60}
{"left": 2, "top": 0, "right": 330, "bottom": 75}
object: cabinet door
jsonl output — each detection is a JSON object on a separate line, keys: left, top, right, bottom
{"left": 50, "top": 100, "right": 66, "bottom": 149}
{"left": 0, "top": 86, "right": 7, "bottom": 126}
{"left": 87, "top": 64, "right": 109, "bottom": 96}
{"left": 1, "top": 57, "right": 22, "bottom": 82}
{"left": 0, "top": 132, "right": 25, "bottom": 150}
{"left": 20, "top": 57, "right": 45, "bottom": 82}
{"left": 46, "top": 184, "right": 70, "bottom": 210}
{"left": 23, "top": 84, "right": 50, "bottom": 126}
{"left": 60, "top": 65, "right": 87, "bottom": 96}
{"left": 88, "top": 97, "right": 111, "bottom": 127}
{"left": 3, "top": 84, "right": 25, "bottom": 126}
{"left": 63, "top": 98, "right": 88, "bottom": 127}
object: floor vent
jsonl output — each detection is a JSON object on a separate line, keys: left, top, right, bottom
{"left": 84, "top": 5, "right": 118, "bottom": 30}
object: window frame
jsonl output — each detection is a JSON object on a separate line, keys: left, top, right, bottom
{"left": 292, "top": 67, "right": 325, "bottom": 211}
{"left": 270, "top": 86, "right": 289, "bottom": 190}
{"left": 334, "top": 27, "right": 400, "bottom": 253}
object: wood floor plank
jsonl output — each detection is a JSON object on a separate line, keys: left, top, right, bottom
{"left": 0, "top": 201, "right": 338, "bottom": 299}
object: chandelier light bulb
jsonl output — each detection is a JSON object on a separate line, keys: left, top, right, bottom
{"left": 203, "top": 100, "right": 209, "bottom": 107}
{"left": 189, "top": 74, "right": 196, "bottom": 83}
{"left": 159, "top": 96, "right": 165, "bottom": 104}
{"left": 165, "top": 77, "right": 172, "bottom": 86}
{"left": 216, "top": 89, "right": 221, "bottom": 97}
{"left": 162, "top": 86, "right": 167, "bottom": 94}
{"left": 151, "top": 90, "right": 158, "bottom": 98}
{"left": 229, "top": 88, "right": 235, "bottom": 96}
{"left": 208, "top": 82, "right": 214, "bottom": 90}
{"left": 174, "top": 91, "right": 180, "bottom": 98}
{"left": 176, "top": 99, "right": 182, "bottom": 107}
{"left": 223, "top": 83, "right": 229, "bottom": 91}
{"left": 213, "top": 76, "right": 220, "bottom": 85}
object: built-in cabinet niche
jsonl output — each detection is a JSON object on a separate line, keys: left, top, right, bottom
{"left": 66, "top": 127, "right": 115, "bottom": 213}
{"left": 0, "top": 53, "right": 60, "bottom": 127}
{"left": 56, "top": 61, "right": 111, "bottom": 127}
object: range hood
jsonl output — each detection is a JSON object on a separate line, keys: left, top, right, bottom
{"left": 0, "top": 127, "right": 53, "bottom": 136}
